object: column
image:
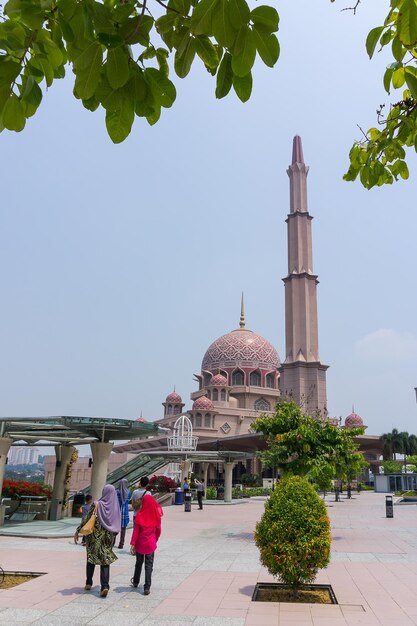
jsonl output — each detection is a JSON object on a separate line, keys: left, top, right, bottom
{"left": 49, "top": 445, "right": 76, "bottom": 520}
{"left": 90, "top": 441, "right": 114, "bottom": 500}
{"left": 202, "top": 462, "right": 209, "bottom": 487}
{"left": 224, "top": 462, "right": 235, "bottom": 503}
{"left": 0, "top": 438, "right": 13, "bottom": 498}
{"left": 181, "top": 459, "right": 191, "bottom": 485}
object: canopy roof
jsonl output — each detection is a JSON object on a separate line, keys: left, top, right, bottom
{"left": 0, "top": 416, "right": 167, "bottom": 446}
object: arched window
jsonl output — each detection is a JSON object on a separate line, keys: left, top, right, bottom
{"left": 250, "top": 371, "right": 261, "bottom": 386}
{"left": 195, "top": 413, "right": 202, "bottom": 427}
{"left": 213, "top": 389, "right": 218, "bottom": 401}
{"left": 189, "top": 416, "right": 194, "bottom": 426}
{"left": 266, "top": 373, "right": 274, "bottom": 388}
{"left": 174, "top": 405, "right": 180, "bottom": 414}
{"left": 167, "top": 405, "right": 173, "bottom": 415}
{"left": 204, "top": 413, "right": 211, "bottom": 427}
{"left": 232, "top": 370, "right": 244, "bottom": 385}
{"left": 255, "top": 398, "right": 271, "bottom": 412}
{"left": 207, "top": 390, "right": 211, "bottom": 399}
{"left": 220, "top": 389, "right": 226, "bottom": 401}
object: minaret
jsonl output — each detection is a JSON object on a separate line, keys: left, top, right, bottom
{"left": 279, "top": 136, "right": 328, "bottom": 415}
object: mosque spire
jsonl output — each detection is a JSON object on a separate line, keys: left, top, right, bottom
{"left": 239, "top": 292, "right": 245, "bottom": 328}
{"left": 287, "top": 134, "right": 309, "bottom": 213}
{"left": 279, "top": 136, "right": 328, "bottom": 415}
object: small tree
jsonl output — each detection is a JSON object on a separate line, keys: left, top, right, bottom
{"left": 255, "top": 475, "right": 331, "bottom": 594}
{"left": 381, "top": 459, "right": 403, "bottom": 474}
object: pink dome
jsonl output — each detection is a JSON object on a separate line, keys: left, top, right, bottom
{"left": 210, "top": 374, "right": 228, "bottom": 386}
{"left": 166, "top": 391, "right": 183, "bottom": 404}
{"left": 202, "top": 328, "right": 280, "bottom": 371}
{"left": 192, "top": 396, "right": 214, "bottom": 411}
{"left": 345, "top": 412, "right": 365, "bottom": 429}
{"left": 135, "top": 416, "right": 146, "bottom": 422}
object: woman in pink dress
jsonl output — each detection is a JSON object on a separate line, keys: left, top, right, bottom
{"left": 130, "top": 493, "right": 163, "bottom": 595}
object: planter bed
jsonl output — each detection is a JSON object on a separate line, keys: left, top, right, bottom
{"left": 252, "top": 582, "right": 338, "bottom": 604}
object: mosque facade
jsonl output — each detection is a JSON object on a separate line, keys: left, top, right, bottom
{"left": 154, "top": 136, "right": 329, "bottom": 441}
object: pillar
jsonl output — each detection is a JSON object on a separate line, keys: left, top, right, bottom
{"left": 224, "top": 462, "right": 235, "bottom": 503}
{"left": 181, "top": 459, "right": 191, "bottom": 485}
{"left": 51, "top": 445, "right": 76, "bottom": 502}
{"left": 50, "top": 445, "right": 76, "bottom": 520}
{"left": 90, "top": 441, "right": 114, "bottom": 500}
{"left": 0, "top": 438, "right": 13, "bottom": 498}
{"left": 202, "top": 462, "right": 209, "bottom": 487}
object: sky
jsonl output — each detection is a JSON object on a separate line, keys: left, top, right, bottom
{"left": 1, "top": 0, "right": 416, "bottom": 440}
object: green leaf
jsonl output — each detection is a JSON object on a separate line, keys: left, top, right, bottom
{"left": 144, "top": 67, "right": 176, "bottom": 108}
{"left": 2, "top": 93, "right": 25, "bottom": 131}
{"left": 21, "top": 74, "right": 42, "bottom": 114}
{"left": 215, "top": 51, "right": 232, "bottom": 98}
{"left": 107, "top": 47, "right": 130, "bottom": 90}
{"left": 252, "top": 27, "right": 279, "bottom": 67}
{"left": 392, "top": 36, "right": 405, "bottom": 61}
{"left": 231, "top": 26, "right": 256, "bottom": 77}
{"left": 397, "top": 0, "right": 417, "bottom": 46}
{"left": 383, "top": 67, "right": 394, "bottom": 92}
{"left": 0, "top": 59, "right": 21, "bottom": 84}
{"left": 105, "top": 87, "right": 134, "bottom": 143}
{"left": 392, "top": 66, "right": 405, "bottom": 88}
{"left": 174, "top": 36, "right": 196, "bottom": 78}
{"left": 120, "top": 15, "right": 154, "bottom": 46}
{"left": 212, "top": 0, "right": 236, "bottom": 48}
{"left": 405, "top": 67, "right": 417, "bottom": 98}
{"left": 232, "top": 70, "right": 252, "bottom": 102}
{"left": 155, "top": 13, "right": 178, "bottom": 35}
{"left": 365, "top": 26, "right": 384, "bottom": 59}
{"left": 190, "top": 0, "right": 218, "bottom": 35}
{"left": 250, "top": 5, "right": 279, "bottom": 33}
{"left": 195, "top": 35, "right": 219, "bottom": 68}
{"left": 229, "top": 0, "right": 250, "bottom": 30}
{"left": 74, "top": 44, "right": 102, "bottom": 99}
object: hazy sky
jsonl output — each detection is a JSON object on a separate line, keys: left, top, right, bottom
{"left": 1, "top": 0, "right": 416, "bottom": 439}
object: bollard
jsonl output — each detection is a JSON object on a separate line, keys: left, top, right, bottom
{"left": 386, "top": 495, "right": 394, "bottom": 518}
{"left": 335, "top": 489, "right": 339, "bottom": 502}
{"left": 184, "top": 491, "right": 192, "bottom": 513}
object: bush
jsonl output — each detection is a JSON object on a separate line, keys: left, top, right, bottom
{"left": 205, "top": 486, "right": 217, "bottom": 500}
{"left": 2, "top": 479, "right": 52, "bottom": 498}
{"left": 240, "top": 473, "right": 263, "bottom": 487}
{"left": 148, "top": 475, "right": 177, "bottom": 492}
{"left": 255, "top": 475, "right": 331, "bottom": 590}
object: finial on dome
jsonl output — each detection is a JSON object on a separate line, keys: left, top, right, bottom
{"left": 292, "top": 135, "right": 304, "bottom": 165}
{"left": 239, "top": 292, "right": 245, "bottom": 328}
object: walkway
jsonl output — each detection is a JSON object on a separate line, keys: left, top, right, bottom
{"left": 1, "top": 492, "right": 417, "bottom": 625}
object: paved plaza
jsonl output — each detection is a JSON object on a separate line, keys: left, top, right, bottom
{"left": 1, "top": 492, "right": 417, "bottom": 625}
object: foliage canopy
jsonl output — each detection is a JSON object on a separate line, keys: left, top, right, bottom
{"left": 0, "top": 0, "right": 279, "bottom": 143}
{"left": 251, "top": 400, "right": 367, "bottom": 488}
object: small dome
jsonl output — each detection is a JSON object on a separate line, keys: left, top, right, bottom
{"left": 192, "top": 396, "right": 214, "bottom": 411}
{"left": 166, "top": 391, "right": 183, "bottom": 404}
{"left": 210, "top": 374, "right": 228, "bottom": 386}
{"left": 135, "top": 416, "right": 146, "bottom": 422}
{"left": 345, "top": 412, "right": 365, "bottom": 429}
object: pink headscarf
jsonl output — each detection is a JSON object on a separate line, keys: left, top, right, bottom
{"left": 96, "top": 484, "right": 121, "bottom": 533}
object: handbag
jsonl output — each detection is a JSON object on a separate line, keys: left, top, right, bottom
{"left": 79, "top": 505, "right": 97, "bottom": 536}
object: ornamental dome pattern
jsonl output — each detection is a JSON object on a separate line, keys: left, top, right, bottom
{"left": 202, "top": 329, "right": 280, "bottom": 371}
{"left": 192, "top": 396, "right": 214, "bottom": 411}
{"left": 345, "top": 412, "right": 365, "bottom": 429}
{"left": 210, "top": 374, "right": 228, "bottom": 386}
{"left": 165, "top": 391, "right": 183, "bottom": 404}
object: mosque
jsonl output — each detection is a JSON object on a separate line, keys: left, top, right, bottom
{"left": 112, "top": 136, "right": 381, "bottom": 485}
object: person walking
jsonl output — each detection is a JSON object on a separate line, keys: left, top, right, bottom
{"left": 196, "top": 478, "right": 205, "bottom": 510}
{"left": 80, "top": 494, "right": 93, "bottom": 546}
{"left": 130, "top": 493, "right": 163, "bottom": 595}
{"left": 74, "top": 484, "right": 121, "bottom": 598}
{"left": 131, "top": 476, "right": 150, "bottom": 517}
{"left": 116, "top": 478, "right": 131, "bottom": 549}
{"left": 183, "top": 477, "right": 189, "bottom": 493}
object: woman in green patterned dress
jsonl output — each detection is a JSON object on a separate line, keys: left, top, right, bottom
{"left": 74, "top": 484, "right": 121, "bottom": 598}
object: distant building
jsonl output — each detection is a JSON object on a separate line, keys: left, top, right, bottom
{"left": 8, "top": 446, "right": 40, "bottom": 466}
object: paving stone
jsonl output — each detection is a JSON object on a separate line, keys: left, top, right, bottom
{"left": 0, "top": 608, "right": 48, "bottom": 622}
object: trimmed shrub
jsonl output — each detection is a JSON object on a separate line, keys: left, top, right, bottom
{"left": 255, "top": 475, "right": 331, "bottom": 589}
